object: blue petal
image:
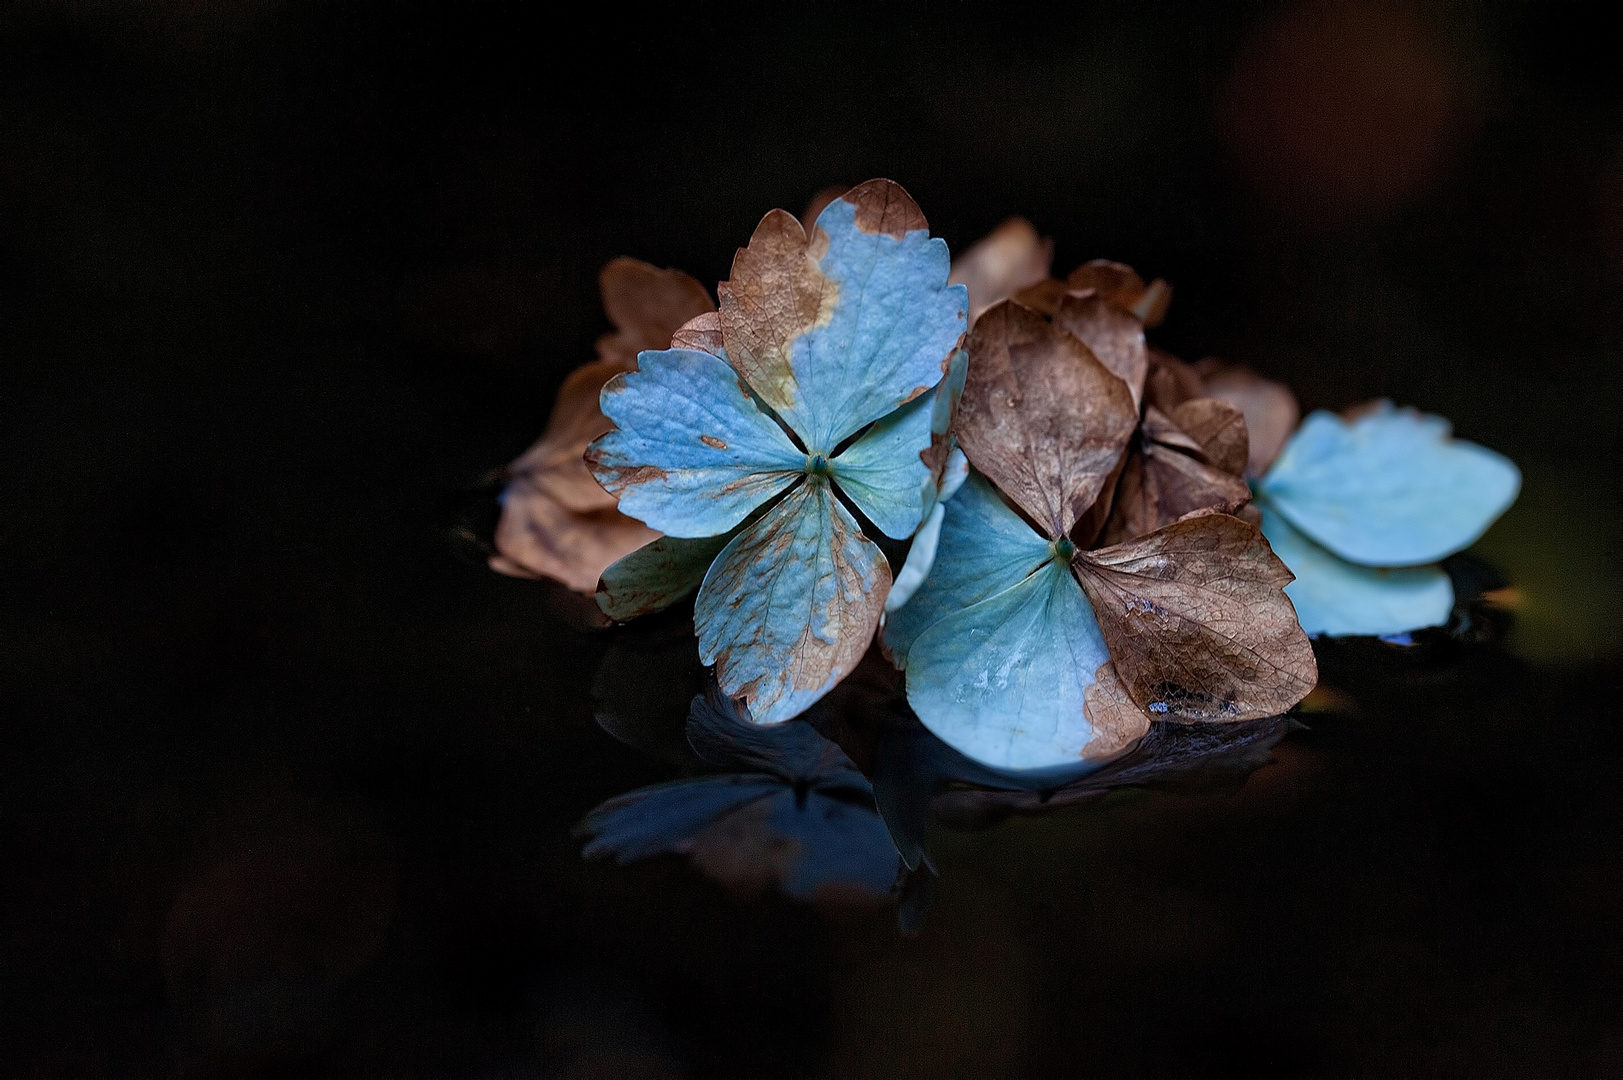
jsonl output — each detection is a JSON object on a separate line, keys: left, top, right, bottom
{"left": 1259, "top": 501, "right": 1454, "bottom": 637}
{"left": 904, "top": 561, "right": 1114, "bottom": 771}
{"left": 1257, "top": 402, "right": 1521, "bottom": 566}
{"left": 883, "top": 449, "right": 969, "bottom": 616}
{"left": 831, "top": 391, "right": 933, "bottom": 539}
{"left": 695, "top": 479, "right": 889, "bottom": 725}
{"left": 588, "top": 348, "right": 804, "bottom": 538}
{"left": 791, "top": 197, "right": 966, "bottom": 450}
{"left": 578, "top": 775, "right": 781, "bottom": 863}
{"left": 882, "top": 471, "right": 1051, "bottom": 667}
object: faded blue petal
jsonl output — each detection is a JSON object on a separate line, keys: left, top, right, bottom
{"left": 696, "top": 479, "right": 889, "bottom": 725}
{"left": 904, "top": 561, "right": 1113, "bottom": 771}
{"left": 882, "top": 471, "right": 1051, "bottom": 667}
{"left": 597, "top": 531, "right": 737, "bottom": 622}
{"left": 831, "top": 391, "right": 933, "bottom": 539}
{"left": 1257, "top": 402, "right": 1521, "bottom": 566}
{"left": 1260, "top": 502, "right": 1454, "bottom": 637}
{"left": 588, "top": 348, "right": 804, "bottom": 538}
{"left": 884, "top": 449, "right": 968, "bottom": 616}
{"left": 788, "top": 197, "right": 967, "bottom": 450}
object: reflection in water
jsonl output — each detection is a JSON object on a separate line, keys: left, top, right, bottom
{"left": 580, "top": 620, "right": 1323, "bottom": 930}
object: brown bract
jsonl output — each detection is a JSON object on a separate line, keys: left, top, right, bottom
{"left": 1081, "top": 661, "right": 1155, "bottom": 758}
{"left": 1066, "top": 260, "right": 1173, "bottom": 327}
{"left": 1194, "top": 360, "right": 1301, "bottom": 476}
{"left": 948, "top": 217, "right": 1054, "bottom": 323}
{"left": 1097, "top": 402, "right": 1253, "bottom": 547}
{"left": 1144, "top": 347, "right": 1206, "bottom": 413}
{"left": 955, "top": 300, "right": 1138, "bottom": 538}
{"left": 595, "top": 257, "right": 717, "bottom": 368}
{"left": 1072, "top": 510, "right": 1318, "bottom": 723}
{"left": 491, "top": 259, "right": 713, "bottom": 592}
{"left": 1053, "top": 291, "right": 1149, "bottom": 409}
{"left": 717, "top": 208, "right": 837, "bottom": 417}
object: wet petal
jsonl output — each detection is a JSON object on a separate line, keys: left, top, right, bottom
{"left": 831, "top": 391, "right": 933, "bottom": 540}
{"left": 1259, "top": 502, "right": 1453, "bottom": 637}
{"left": 905, "top": 561, "right": 1115, "bottom": 770}
{"left": 1257, "top": 402, "right": 1521, "bottom": 566}
{"left": 718, "top": 180, "right": 967, "bottom": 451}
{"left": 695, "top": 480, "right": 890, "bottom": 725}
{"left": 954, "top": 300, "right": 1138, "bottom": 538}
{"left": 586, "top": 348, "right": 803, "bottom": 538}
{"left": 1073, "top": 510, "right": 1318, "bottom": 722}
{"left": 882, "top": 471, "right": 1052, "bottom": 667}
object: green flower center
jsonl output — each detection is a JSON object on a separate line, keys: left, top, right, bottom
{"left": 1052, "top": 536, "right": 1077, "bottom": 563}
{"left": 805, "top": 453, "right": 832, "bottom": 476}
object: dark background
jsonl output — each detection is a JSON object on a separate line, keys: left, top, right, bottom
{"left": 3, "top": 2, "right": 1622, "bottom": 1076}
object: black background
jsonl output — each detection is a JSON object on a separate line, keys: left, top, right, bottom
{"left": 3, "top": 2, "right": 1622, "bottom": 1076}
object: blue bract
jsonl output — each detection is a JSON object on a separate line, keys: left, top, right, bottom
{"left": 1254, "top": 402, "right": 1521, "bottom": 637}
{"left": 586, "top": 180, "right": 968, "bottom": 724}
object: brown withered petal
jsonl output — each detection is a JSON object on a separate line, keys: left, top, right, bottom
{"left": 1194, "top": 361, "right": 1301, "bottom": 477}
{"left": 1144, "top": 346, "right": 1206, "bottom": 413}
{"left": 948, "top": 217, "right": 1054, "bottom": 323}
{"left": 716, "top": 208, "right": 835, "bottom": 417}
{"left": 1072, "top": 509, "right": 1318, "bottom": 723}
{"left": 1065, "top": 259, "right": 1147, "bottom": 305}
{"left": 508, "top": 357, "right": 627, "bottom": 515}
{"left": 1081, "top": 661, "right": 1155, "bottom": 759}
{"left": 670, "top": 310, "right": 726, "bottom": 355}
{"left": 799, "top": 185, "right": 850, "bottom": 233}
{"left": 1053, "top": 292, "right": 1148, "bottom": 409}
{"left": 955, "top": 300, "right": 1139, "bottom": 538}
{"left": 1097, "top": 407, "right": 1253, "bottom": 547}
{"left": 595, "top": 257, "right": 716, "bottom": 368}
{"left": 1011, "top": 277, "right": 1068, "bottom": 316}
{"left": 491, "top": 480, "right": 658, "bottom": 593}
{"left": 1170, "top": 398, "right": 1250, "bottom": 477}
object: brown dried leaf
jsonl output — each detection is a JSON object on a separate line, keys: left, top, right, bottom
{"left": 955, "top": 300, "right": 1139, "bottom": 538}
{"left": 1081, "top": 661, "right": 1154, "bottom": 759}
{"left": 1072, "top": 510, "right": 1318, "bottom": 723}
{"left": 1097, "top": 410, "right": 1254, "bottom": 547}
{"left": 1053, "top": 291, "right": 1148, "bottom": 410}
{"left": 1065, "top": 260, "right": 1147, "bottom": 305}
{"left": 1144, "top": 346, "right": 1206, "bottom": 413}
{"left": 948, "top": 217, "right": 1054, "bottom": 323}
{"left": 1170, "top": 397, "right": 1250, "bottom": 477}
{"left": 671, "top": 310, "right": 725, "bottom": 355}
{"left": 490, "top": 480, "right": 658, "bottom": 593}
{"left": 1194, "top": 361, "right": 1301, "bottom": 476}
{"left": 1011, "top": 277, "right": 1067, "bottom": 316}
{"left": 595, "top": 257, "right": 716, "bottom": 367}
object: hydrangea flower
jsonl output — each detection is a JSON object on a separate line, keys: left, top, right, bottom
{"left": 587, "top": 180, "right": 968, "bottom": 724}
{"left": 1252, "top": 401, "right": 1521, "bottom": 637}
{"left": 885, "top": 301, "right": 1316, "bottom": 771}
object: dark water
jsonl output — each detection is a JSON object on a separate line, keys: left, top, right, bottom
{"left": 3, "top": 3, "right": 1621, "bottom": 1076}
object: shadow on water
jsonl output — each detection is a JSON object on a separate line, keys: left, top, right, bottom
{"left": 3, "top": 2, "right": 1622, "bottom": 1077}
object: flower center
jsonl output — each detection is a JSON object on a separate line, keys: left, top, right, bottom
{"left": 1052, "top": 536, "right": 1077, "bottom": 563}
{"left": 804, "top": 452, "right": 832, "bottom": 477}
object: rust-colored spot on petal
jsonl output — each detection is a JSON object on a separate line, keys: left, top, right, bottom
{"left": 841, "top": 178, "right": 928, "bottom": 237}
{"left": 700, "top": 434, "right": 728, "bottom": 450}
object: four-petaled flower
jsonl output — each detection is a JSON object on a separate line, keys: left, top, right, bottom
{"left": 587, "top": 180, "right": 967, "bottom": 724}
